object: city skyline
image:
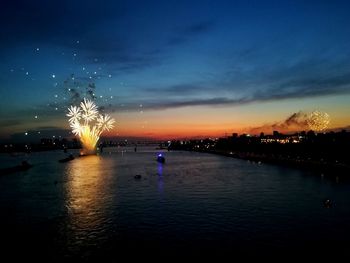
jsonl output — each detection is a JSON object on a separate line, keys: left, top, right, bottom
{"left": 1, "top": 0, "right": 350, "bottom": 141}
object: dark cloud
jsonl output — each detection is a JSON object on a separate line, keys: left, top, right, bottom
{"left": 126, "top": 72, "right": 350, "bottom": 111}
{"left": 10, "top": 127, "right": 72, "bottom": 143}
{"left": 149, "top": 97, "right": 236, "bottom": 109}
{"left": 167, "top": 21, "right": 215, "bottom": 46}
{"left": 63, "top": 75, "right": 97, "bottom": 104}
{"left": 81, "top": 21, "right": 215, "bottom": 72}
{"left": 145, "top": 84, "right": 208, "bottom": 95}
{"left": 0, "top": 119, "right": 22, "bottom": 127}
{"left": 108, "top": 54, "right": 161, "bottom": 73}
{"left": 115, "top": 97, "right": 242, "bottom": 111}
{"left": 127, "top": 56, "right": 350, "bottom": 111}
{"left": 252, "top": 70, "right": 350, "bottom": 103}
{"left": 246, "top": 113, "right": 350, "bottom": 135}
{"left": 248, "top": 112, "right": 309, "bottom": 134}
{"left": 185, "top": 21, "right": 215, "bottom": 34}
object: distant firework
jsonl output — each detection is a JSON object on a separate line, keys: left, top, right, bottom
{"left": 307, "top": 111, "right": 330, "bottom": 132}
{"left": 67, "top": 98, "right": 115, "bottom": 154}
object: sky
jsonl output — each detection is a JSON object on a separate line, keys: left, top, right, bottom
{"left": 1, "top": 0, "right": 350, "bottom": 142}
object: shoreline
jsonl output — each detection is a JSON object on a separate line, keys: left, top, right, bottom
{"left": 189, "top": 149, "right": 350, "bottom": 176}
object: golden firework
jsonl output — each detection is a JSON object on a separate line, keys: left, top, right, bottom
{"left": 67, "top": 98, "right": 115, "bottom": 154}
{"left": 307, "top": 111, "right": 330, "bottom": 132}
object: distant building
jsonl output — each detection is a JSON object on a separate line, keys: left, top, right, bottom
{"left": 273, "top": 131, "right": 280, "bottom": 137}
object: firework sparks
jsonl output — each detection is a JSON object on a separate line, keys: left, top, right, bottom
{"left": 66, "top": 98, "right": 115, "bottom": 154}
{"left": 97, "top": 114, "right": 115, "bottom": 131}
{"left": 67, "top": 106, "right": 81, "bottom": 124}
{"left": 80, "top": 98, "right": 98, "bottom": 123}
{"left": 307, "top": 111, "right": 330, "bottom": 132}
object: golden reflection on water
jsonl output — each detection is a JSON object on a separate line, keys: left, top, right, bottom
{"left": 65, "top": 155, "right": 111, "bottom": 235}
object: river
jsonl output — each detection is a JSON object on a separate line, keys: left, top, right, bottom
{"left": 0, "top": 146, "right": 349, "bottom": 259}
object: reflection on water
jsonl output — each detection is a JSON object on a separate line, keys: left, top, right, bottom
{"left": 157, "top": 162, "right": 163, "bottom": 193}
{"left": 64, "top": 155, "right": 113, "bottom": 254}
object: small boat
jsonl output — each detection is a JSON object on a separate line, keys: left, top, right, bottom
{"left": 157, "top": 154, "right": 165, "bottom": 163}
{"left": 134, "top": 174, "right": 142, "bottom": 179}
{"left": 58, "top": 154, "right": 75, "bottom": 163}
{"left": 0, "top": 161, "right": 33, "bottom": 176}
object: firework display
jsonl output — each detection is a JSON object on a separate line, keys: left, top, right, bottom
{"left": 307, "top": 111, "right": 330, "bottom": 132}
{"left": 67, "top": 98, "right": 115, "bottom": 154}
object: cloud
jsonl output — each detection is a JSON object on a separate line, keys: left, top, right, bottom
{"left": 247, "top": 112, "right": 309, "bottom": 134}
{"left": 9, "top": 127, "right": 72, "bottom": 142}
{"left": 246, "top": 112, "right": 350, "bottom": 135}
{"left": 121, "top": 71, "right": 350, "bottom": 111}
{"left": 185, "top": 21, "right": 215, "bottom": 34}
{"left": 145, "top": 84, "right": 209, "bottom": 95}
{"left": 81, "top": 20, "right": 215, "bottom": 72}
{"left": 0, "top": 119, "right": 22, "bottom": 127}
{"left": 148, "top": 97, "right": 237, "bottom": 109}
{"left": 166, "top": 21, "right": 215, "bottom": 46}
{"left": 120, "top": 56, "right": 350, "bottom": 111}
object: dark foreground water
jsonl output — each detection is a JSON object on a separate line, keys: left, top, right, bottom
{"left": 1, "top": 146, "right": 350, "bottom": 259}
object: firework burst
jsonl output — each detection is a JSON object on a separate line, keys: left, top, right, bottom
{"left": 67, "top": 98, "right": 115, "bottom": 154}
{"left": 307, "top": 110, "right": 330, "bottom": 132}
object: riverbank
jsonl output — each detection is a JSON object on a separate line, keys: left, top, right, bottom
{"left": 191, "top": 149, "right": 350, "bottom": 176}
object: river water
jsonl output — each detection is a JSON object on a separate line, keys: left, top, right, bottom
{"left": 0, "top": 146, "right": 349, "bottom": 259}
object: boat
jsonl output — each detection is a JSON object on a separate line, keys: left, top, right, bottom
{"left": 58, "top": 154, "right": 75, "bottom": 163}
{"left": 157, "top": 154, "right": 165, "bottom": 163}
{"left": 0, "top": 161, "right": 33, "bottom": 176}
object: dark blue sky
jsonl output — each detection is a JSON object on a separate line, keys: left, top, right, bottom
{"left": 1, "top": 0, "right": 350, "bottom": 140}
